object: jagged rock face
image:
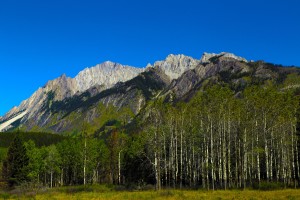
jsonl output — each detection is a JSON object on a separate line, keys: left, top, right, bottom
{"left": 44, "top": 74, "right": 78, "bottom": 101}
{"left": 152, "top": 54, "right": 200, "bottom": 80}
{"left": 27, "top": 67, "right": 170, "bottom": 132}
{"left": 200, "top": 52, "right": 248, "bottom": 63}
{"left": 167, "top": 69, "right": 200, "bottom": 99}
{"left": 4, "top": 106, "right": 19, "bottom": 119}
{"left": 74, "top": 61, "right": 144, "bottom": 92}
{"left": 93, "top": 67, "right": 170, "bottom": 114}
{"left": 2, "top": 62, "right": 144, "bottom": 121}
{"left": 167, "top": 57, "right": 251, "bottom": 99}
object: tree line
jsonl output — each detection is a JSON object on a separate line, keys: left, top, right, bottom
{"left": 138, "top": 85, "right": 300, "bottom": 190}
{"left": 1, "top": 84, "right": 300, "bottom": 190}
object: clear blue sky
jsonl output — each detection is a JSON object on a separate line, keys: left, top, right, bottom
{"left": 0, "top": 0, "right": 299, "bottom": 116}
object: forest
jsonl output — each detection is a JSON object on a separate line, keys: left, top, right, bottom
{"left": 1, "top": 83, "right": 300, "bottom": 192}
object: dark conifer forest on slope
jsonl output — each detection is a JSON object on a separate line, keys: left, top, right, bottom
{"left": 2, "top": 59, "right": 300, "bottom": 191}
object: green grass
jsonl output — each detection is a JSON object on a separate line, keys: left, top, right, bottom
{"left": 1, "top": 185, "right": 300, "bottom": 200}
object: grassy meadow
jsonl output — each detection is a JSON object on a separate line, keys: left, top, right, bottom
{"left": 1, "top": 185, "right": 300, "bottom": 200}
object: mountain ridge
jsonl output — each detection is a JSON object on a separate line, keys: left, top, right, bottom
{"left": 2, "top": 53, "right": 205, "bottom": 119}
{"left": 0, "top": 52, "right": 260, "bottom": 132}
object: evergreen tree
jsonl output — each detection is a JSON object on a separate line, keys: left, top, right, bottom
{"left": 2, "top": 133, "right": 29, "bottom": 186}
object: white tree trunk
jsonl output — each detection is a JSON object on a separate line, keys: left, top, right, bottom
{"left": 118, "top": 150, "right": 122, "bottom": 185}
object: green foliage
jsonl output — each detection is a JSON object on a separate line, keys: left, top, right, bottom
{"left": 44, "top": 144, "right": 61, "bottom": 186}
{"left": 2, "top": 133, "right": 29, "bottom": 186}
{"left": 0, "top": 148, "right": 7, "bottom": 162}
{"left": 252, "top": 181, "right": 284, "bottom": 191}
{"left": 56, "top": 138, "right": 82, "bottom": 185}
{"left": 0, "top": 131, "right": 65, "bottom": 148}
{"left": 93, "top": 103, "right": 134, "bottom": 137}
{"left": 24, "top": 140, "right": 43, "bottom": 182}
{"left": 134, "top": 83, "right": 300, "bottom": 190}
{"left": 283, "top": 73, "right": 300, "bottom": 89}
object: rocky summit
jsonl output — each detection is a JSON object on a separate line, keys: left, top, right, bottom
{"left": 200, "top": 52, "right": 248, "bottom": 63}
{"left": 74, "top": 61, "right": 145, "bottom": 92}
{"left": 151, "top": 54, "right": 200, "bottom": 80}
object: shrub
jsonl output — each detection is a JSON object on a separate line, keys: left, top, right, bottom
{"left": 115, "top": 185, "right": 127, "bottom": 191}
{"left": 141, "top": 184, "right": 155, "bottom": 191}
{"left": 0, "top": 180, "right": 8, "bottom": 190}
{"left": 252, "top": 181, "right": 284, "bottom": 190}
{"left": 0, "top": 192, "right": 10, "bottom": 200}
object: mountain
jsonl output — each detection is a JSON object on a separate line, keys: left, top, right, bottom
{"left": 1, "top": 52, "right": 299, "bottom": 133}
{"left": 2, "top": 52, "right": 300, "bottom": 191}
{"left": 0, "top": 54, "right": 199, "bottom": 132}
{"left": 1, "top": 62, "right": 142, "bottom": 121}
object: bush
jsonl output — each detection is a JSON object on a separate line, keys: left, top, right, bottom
{"left": 115, "top": 185, "right": 127, "bottom": 191}
{"left": 63, "top": 185, "right": 93, "bottom": 194}
{"left": 0, "top": 192, "right": 10, "bottom": 200}
{"left": 252, "top": 181, "right": 284, "bottom": 190}
{"left": 0, "top": 180, "right": 8, "bottom": 190}
{"left": 54, "top": 184, "right": 114, "bottom": 194}
{"left": 141, "top": 184, "right": 155, "bottom": 191}
{"left": 124, "top": 183, "right": 138, "bottom": 191}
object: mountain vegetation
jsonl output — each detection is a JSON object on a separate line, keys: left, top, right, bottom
{"left": 1, "top": 53, "right": 300, "bottom": 192}
{"left": 2, "top": 133, "right": 29, "bottom": 186}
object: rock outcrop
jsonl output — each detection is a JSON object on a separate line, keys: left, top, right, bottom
{"left": 200, "top": 52, "right": 248, "bottom": 63}
{"left": 74, "top": 61, "right": 144, "bottom": 92}
{"left": 151, "top": 54, "right": 200, "bottom": 80}
{"left": 166, "top": 55, "right": 250, "bottom": 99}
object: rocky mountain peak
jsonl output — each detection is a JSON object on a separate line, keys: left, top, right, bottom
{"left": 152, "top": 54, "right": 200, "bottom": 80}
{"left": 74, "top": 61, "right": 144, "bottom": 92}
{"left": 200, "top": 52, "right": 248, "bottom": 63}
